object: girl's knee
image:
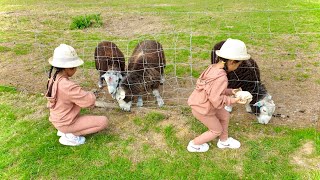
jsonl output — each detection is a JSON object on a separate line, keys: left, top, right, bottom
{"left": 209, "top": 129, "right": 222, "bottom": 136}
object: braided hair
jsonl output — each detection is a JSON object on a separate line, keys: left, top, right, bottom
{"left": 46, "top": 66, "right": 63, "bottom": 97}
{"left": 216, "top": 56, "right": 229, "bottom": 72}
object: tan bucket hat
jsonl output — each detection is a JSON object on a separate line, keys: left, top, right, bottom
{"left": 48, "top": 44, "right": 84, "bottom": 68}
{"left": 215, "top": 38, "right": 251, "bottom": 61}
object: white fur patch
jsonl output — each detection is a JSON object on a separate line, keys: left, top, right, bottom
{"left": 118, "top": 99, "right": 132, "bottom": 111}
{"left": 245, "top": 103, "right": 252, "bottom": 112}
{"left": 136, "top": 96, "right": 143, "bottom": 107}
{"left": 101, "top": 71, "right": 122, "bottom": 95}
{"left": 115, "top": 87, "right": 126, "bottom": 101}
{"left": 152, "top": 89, "right": 164, "bottom": 107}
{"left": 255, "top": 94, "right": 276, "bottom": 124}
{"left": 257, "top": 114, "right": 272, "bottom": 124}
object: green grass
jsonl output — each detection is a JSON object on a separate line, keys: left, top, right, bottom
{"left": 295, "top": 72, "right": 310, "bottom": 82}
{"left": 0, "top": 45, "right": 11, "bottom": 52}
{"left": 0, "top": 89, "right": 319, "bottom": 179}
{"left": 13, "top": 43, "right": 32, "bottom": 55}
{"left": 0, "top": 85, "right": 17, "bottom": 93}
{"left": 133, "top": 111, "right": 166, "bottom": 132}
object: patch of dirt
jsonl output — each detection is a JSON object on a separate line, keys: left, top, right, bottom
{"left": 103, "top": 14, "right": 172, "bottom": 37}
{"left": 291, "top": 141, "right": 320, "bottom": 171}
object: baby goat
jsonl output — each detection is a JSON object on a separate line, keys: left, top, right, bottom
{"left": 94, "top": 41, "right": 125, "bottom": 98}
{"left": 115, "top": 40, "right": 166, "bottom": 111}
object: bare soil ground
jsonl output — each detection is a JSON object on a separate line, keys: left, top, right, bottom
{"left": 291, "top": 141, "right": 320, "bottom": 171}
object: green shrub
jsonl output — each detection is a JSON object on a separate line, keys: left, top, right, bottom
{"left": 70, "top": 14, "right": 103, "bottom": 30}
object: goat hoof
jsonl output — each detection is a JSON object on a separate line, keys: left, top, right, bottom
{"left": 157, "top": 100, "right": 164, "bottom": 107}
{"left": 121, "top": 107, "right": 130, "bottom": 111}
{"left": 137, "top": 101, "right": 143, "bottom": 107}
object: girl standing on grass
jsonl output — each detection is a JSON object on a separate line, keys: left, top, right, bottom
{"left": 45, "top": 44, "right": 108, "bottom": 146}
{"left": 187, "top": 38, "right": 251, "bottom": 152}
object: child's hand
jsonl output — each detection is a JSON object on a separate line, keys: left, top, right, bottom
{"left": 232, "top": 88, "right": 242, "bottom": 95}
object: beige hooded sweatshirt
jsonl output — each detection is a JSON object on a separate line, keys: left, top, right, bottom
{"left": 188, "top": 65, "right": 236, "bottom": 115}
{"left": 45, "top": 74, "right": 96, "bottom": 128}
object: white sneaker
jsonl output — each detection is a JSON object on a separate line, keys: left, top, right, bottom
{"left": 57, "top": 130, "right": 64, "bottom": 136}
{"left": 59, "top": 133, "right": 86, "bottom": 146}
{"left": 187, "top": 140, "right": 209, "bottom": 152}
{"left": 217, "top": 137, "right": 241, "bottom": 149}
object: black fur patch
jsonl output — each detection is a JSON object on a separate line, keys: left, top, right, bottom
{"left": 94, "top": 41, "right": 126, "bottom": 78}
{"left": 121, "top": 40, "right": 166, "bottom": 103}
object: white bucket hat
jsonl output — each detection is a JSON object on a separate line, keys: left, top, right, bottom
{"left": 48, "top": 44, "right": 84, "bottom": 68}
{"left": 215, "top": 38, "right": 251, "bottom": 61}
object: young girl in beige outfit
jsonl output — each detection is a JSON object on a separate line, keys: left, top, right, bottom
{"left": 187, "top": 38, "right": 251, "bottom": 152}
{"left": 46, "top": 44, "right": 108, "bottom": 146}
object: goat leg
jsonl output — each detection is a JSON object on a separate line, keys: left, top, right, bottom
{"left": 137, "top": 96, "right": 143, "bottom": 107}
{"left": 152, "top": 89, "right": 164, "bottom": 107}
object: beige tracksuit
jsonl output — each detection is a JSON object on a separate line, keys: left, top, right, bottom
{"left": 46, "top": 74, "right": 107, "bottom": 135}
{"left": 188, "top": 64, "right": 237, "bottom": 144}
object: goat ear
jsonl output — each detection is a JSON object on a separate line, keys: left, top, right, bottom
{"left": 101, "top": 73, "right": 106, "bottom": 79}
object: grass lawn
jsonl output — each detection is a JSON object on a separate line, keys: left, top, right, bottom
{"left": 0, "top": 86, "right": 319, "bottom": 179}
{"left": 1, "top": 0, "right": 320, "bottom": 179}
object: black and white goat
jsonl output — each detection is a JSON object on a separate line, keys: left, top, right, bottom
{"left": 115, "top": 40, "right": 166, "bottom": 111}
{"left": 94, "top": 41, "right": 126, "bottom": 98}
{"left": 211, "top": 40, "right": 275, "bottom": 124}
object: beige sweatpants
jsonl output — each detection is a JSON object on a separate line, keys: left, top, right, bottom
{"left": 192, "top": 108, "right": 230, "bottom": 145}
{"left": 57, "top": 115, "right": 108, "bottom": 136}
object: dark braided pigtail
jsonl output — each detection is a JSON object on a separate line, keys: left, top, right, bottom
{"left": 217, "top": 57, "right": 229, "bottom": 72}
{"left": 46, "top": 67, "right": 62, "bottom": 97}
{"left": 47, "top": 66, "right": 54, "bottom": 90}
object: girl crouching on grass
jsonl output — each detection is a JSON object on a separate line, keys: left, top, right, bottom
{"left": 187, "top": 38, "right": 251, "bottom": 152}
{"left": 45, "top": 44, "right": 108, "bottom": 146}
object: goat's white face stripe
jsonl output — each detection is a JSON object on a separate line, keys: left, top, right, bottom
{"left": 101, "top": 71, "right": 122, "bottom": 95}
